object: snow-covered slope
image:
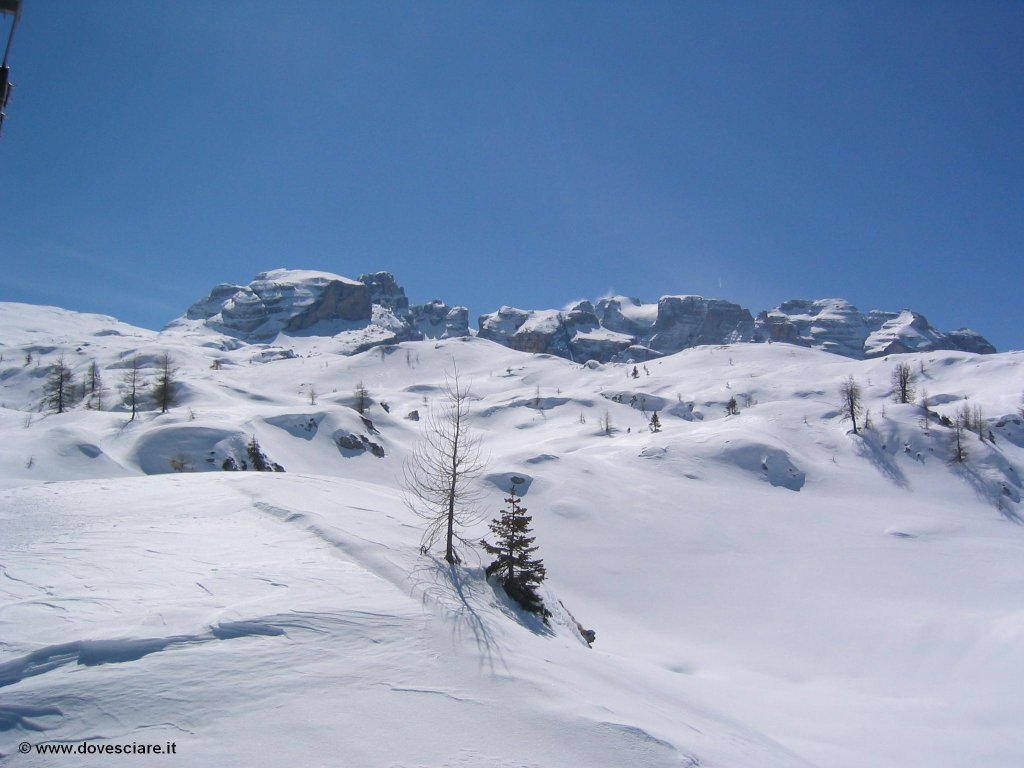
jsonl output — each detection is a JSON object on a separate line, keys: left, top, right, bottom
{"left": 1, "top": 301, "right": 1022, "bottom": 767}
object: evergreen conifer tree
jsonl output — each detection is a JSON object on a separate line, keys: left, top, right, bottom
{"left": 247, "top": 435, "right": 270, "bottom": 471}
{"left": 483, "top": 484, "right": 549, "bottom": 620}
{"left": 649, "top": 411, "right": 661, "bottom": 432}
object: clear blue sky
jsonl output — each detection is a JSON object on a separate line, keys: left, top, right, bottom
{"left": 1, "top": 1, "right": 1021, "bottom": 350}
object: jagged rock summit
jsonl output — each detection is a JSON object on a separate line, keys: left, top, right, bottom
{"left": 167, "top": 268, "right": 995, "bottom": 361}
{"left": 479, "top": 295, "right": 994, "bottom": 362}
{"left": 166, "top": 268, "right": 469, "bottom": 350}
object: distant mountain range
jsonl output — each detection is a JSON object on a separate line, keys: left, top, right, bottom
{"left": 165, "top": 268, "right": 995, "bottom": 362}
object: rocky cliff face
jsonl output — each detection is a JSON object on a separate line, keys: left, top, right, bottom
{"left": 649, "top": 296, "right": 755, "bottom": 352}
{"left": 180, "top": 269, "right": 373, "bottom": 341}
{"left": 172, "top": 269, "right": 996, "bottom": 361}
{"left": 170, "top": 269, "right": 468, "bottom": 347}
{"left": 478, "top": 295, "right": 995, "bottom": 363}
{"left": 862, "top": 310, "right": 995, "bottom": 357}
{"left": 479, "top": 295, "right": 756, "bottom": 362}
{"left": 754, "top": 299, "right": 870, "bottom": 359}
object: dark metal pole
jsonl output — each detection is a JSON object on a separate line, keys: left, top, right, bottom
{"left": 1, "top": 0, "right": 20, "bottom": 68}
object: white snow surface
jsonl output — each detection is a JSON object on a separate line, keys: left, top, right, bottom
{"left": 1, "top": 301, "right": 1023, "bottom": 767}
{"left": 604, "top": 295, "right": 659, "bottom": 326}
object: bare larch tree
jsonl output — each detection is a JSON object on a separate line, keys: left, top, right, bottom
{"left": 840, "top": 375, "right": 864, "bottom": 434}
{"left": 891, "top": 362, "right": 916, "bottom": 404}
{"left": 44, "top": 354, "right": 75, "bottom": 414}
{"left": 152, "top": 353, "right": 177, "bottom": 413}
{"left": 403, "top": 368, "right": 485, "bottom": 564}
{"left": 84, "top": 360, "right": 103, "bottom": 411}
{"left": 121, "top": 355, "right": 147, "bottom": 421}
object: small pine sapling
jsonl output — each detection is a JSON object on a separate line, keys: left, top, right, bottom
{"left": 649, "top": 411, "right": 661, "bottom": 433}
{"left": 246, "top": 436, "right": 283, "bottom": 472}
{"left": 482, "top": 484, "right": 549, "bottom": 621}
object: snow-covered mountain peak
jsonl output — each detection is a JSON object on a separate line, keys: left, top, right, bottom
{"left": 166, "top": 269, "right": 469, "bottom": 350}
{"left": 162, "top": 269, "right": 997, "bottom": 363}
{"left": 253, "top": 267, "right": 362, "bottom": 286}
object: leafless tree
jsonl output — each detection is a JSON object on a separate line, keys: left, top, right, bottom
{"left": 84, "top": 360, "right": 103, "bottom": 411}
{"left": 354, "top": 381, "right": 369, "bottom": 414}
{"left": 121, "top": 356, "right": 147, "bottom": 421}
{"left": 403, "top": 368, "right": 486, "bottom": 564}
{"left": 840, "top": 375, "right": 864, "bottom": 434}
{"left": 972, "top": 404, "right": 985, "bottom": 441}
{"left": 953, "top": 404, "right": 969, "bottom": 462}
{"left": 44, "top": 354, "right": 75, "bottom": 414}
{"left": 152, "top": 353, "right": 178, "bottom": 413}
{"left": 891, "top": 362, "right": 916, "bottom": 404}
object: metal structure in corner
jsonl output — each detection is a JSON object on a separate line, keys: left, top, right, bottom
{"left": 1, "top": 0, "right": 23, "bottom": 136}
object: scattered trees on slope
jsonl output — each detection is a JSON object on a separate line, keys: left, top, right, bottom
{"left": 404, "top": 368, "right": 485, "bottom": 564}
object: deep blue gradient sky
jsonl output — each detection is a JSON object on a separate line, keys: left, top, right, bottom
{"left": 2, "top": 1, "right": 1021, "bottom": 349}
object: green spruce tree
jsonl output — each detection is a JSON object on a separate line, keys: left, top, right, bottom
{"left": 649, "top": 411, "right": 661, "bottom": 432}
{"left": 483, "top": 484, "right": 549, "bottom": 620}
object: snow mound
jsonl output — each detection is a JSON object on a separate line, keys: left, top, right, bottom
{"left": 715, "top": 440, "right": 807, "bottom": 490}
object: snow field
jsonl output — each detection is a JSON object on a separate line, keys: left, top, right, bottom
{"left": 1, "top": 303, "right": 1022, "bottom": 766}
